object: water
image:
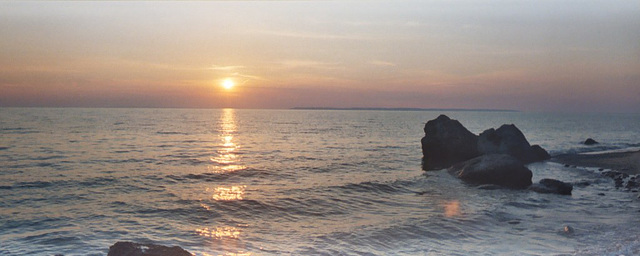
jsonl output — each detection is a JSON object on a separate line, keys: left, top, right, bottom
{"left": 1, "top": 108, "right": 639, "bottom": 256}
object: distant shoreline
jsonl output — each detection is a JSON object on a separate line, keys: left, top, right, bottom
{"left": 291, "top": 107, "right": 518, "bottom": 112}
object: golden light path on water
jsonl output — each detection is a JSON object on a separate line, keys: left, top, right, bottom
{"left": 196, "top": 109, "right": 252, "bottom": 256}
{"left": 209, "top": 185, "right": 246, "bottom": 201}
{"left": 208, "top": 108, "right": 246, "bottom": 173}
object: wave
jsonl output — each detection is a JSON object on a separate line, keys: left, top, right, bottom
{"left": 0, "top": 127, "right": 40, "bottom": 134}
{"left": 551, "top": 142, "right": 640, "bottom": 156}
{"left": 166, "top": 168, "right": 276, "bottom": 182}
{"left": 156, "top": 131, "right": 190, "bottom": 135}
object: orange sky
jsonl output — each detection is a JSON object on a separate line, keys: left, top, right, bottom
{"left": 1, "top": 1, "right": 639, "bottom": 112}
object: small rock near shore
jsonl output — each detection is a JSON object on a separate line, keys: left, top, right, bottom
{"left": 107, "top": 241, "right": 192, "bottom": 256}
{"left": 529, "top": 179, "right": 573, "bottom": 195}
{"left": 583, "top": 138, "right": 599, "bottom": 145}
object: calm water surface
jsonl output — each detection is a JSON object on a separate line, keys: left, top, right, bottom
{"left": 1, "top": 108, "right": 640, "bottom": 255}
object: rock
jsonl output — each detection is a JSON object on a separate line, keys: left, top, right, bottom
{"left": 573, "top": 181, "right": 591, "bottom": 187}
{"left": 626, "top": 180, "right": 640, "bottom": 190}
{"left": 583, "top": 138, "right": 598, "bottom": 145}
{"left": 602, "top": 171, "right": 629, "bottom": 180}
{"left": 448, "top": 154, "right": 533, "bottom": 189}
{"left": 597, "top": 193, "right": 605, "bottom": 196}
{"left": 477, "top": 124, "right": 550, "bottom": 163}
{"left": 529, "top": 179, "right": 573, "bottom": 195}
{"left": 530, "top": 145, "right": 551, "bottom": 162}
{"left": 421, "top": 115, "right": 480, "bottom": 170}
{"left": 562, "top": 225, "right": 575, "bottom": 234}
{"left": 107, "top": 241, "right": 192, "bottom": 256}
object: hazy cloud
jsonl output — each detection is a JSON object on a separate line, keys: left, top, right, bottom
{"left": 253, "top": 30, "right": 370, "bottom": 41}
{"left": 276, "top": 60, "right": 342, "bottom": 70}
{"left": 208, "top": 65, "right": 245, "bottom": 71}
{"left": 370, "top": 60, "right": 397, "bottom": 67}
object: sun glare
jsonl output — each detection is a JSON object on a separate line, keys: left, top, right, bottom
{"left": 222, "top": 79, "right": 235, "bottom": 90}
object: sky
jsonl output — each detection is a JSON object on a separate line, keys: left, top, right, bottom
{"left": 1, "top": 1, "right": 639, "bottom": 112}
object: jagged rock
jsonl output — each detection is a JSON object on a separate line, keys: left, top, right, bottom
{"left": 530, "top": 145, "right": 551, "bottom": 162}
{"left": 448, "top": 154, "right": 533, "bottom": 189}
{"left": 421, "top": 115, "right": 480, "bottom": 170}
{"left": 421, "top": 115, "right": 550, "bottom": 172}
{"left": 477, "top": 124, "right": 550, "bottom": 163}
{"left": 107, "top": 241, "right": 192, "bottom": 256}
{"left": 529, "top": 178, "right": 573, "bottom": 195}
{"left": 602, "top": 171, "right": 629, "bottom": 180}
{"left": 584, "top": 138, "right": 598, "bottom": 145}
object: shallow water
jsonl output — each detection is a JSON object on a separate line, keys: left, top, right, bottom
{"left": 1, "top": 108, "right": 639, "bottom": 255}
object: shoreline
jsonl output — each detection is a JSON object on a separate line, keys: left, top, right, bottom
{"left": 552, "top": 150, "right": 640, "bottom": 175}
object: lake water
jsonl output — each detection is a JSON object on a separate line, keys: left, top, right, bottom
{"left": 1, "top": 108, "right": 640, "bottom": 255}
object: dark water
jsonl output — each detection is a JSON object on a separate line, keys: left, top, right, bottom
{"left": 1, "top": 108, "right": 639, "bottom": 255}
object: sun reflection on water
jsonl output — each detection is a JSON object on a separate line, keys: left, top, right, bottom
{"left": 209, "top": 185, "right": 246, "bottom": 201}
{"left": 209, "top": 109, "right": 247, "bottom": 173}
{"left": 196, "top": 226, "right": 241, "bottom": 240}
{"left": 443, "top": 200, "right": 461, "bottom": 217}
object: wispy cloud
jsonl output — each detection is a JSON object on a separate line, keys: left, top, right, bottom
{"left": 370, "top": 60, "right": 396, "bottom": 67}
{"left": 208, "top": 65, "right": 245, "bottom": 71}
{"left": 253, "top": 30, "right": 370, "bottom": 41}
{"left": 276, "top": 60, "right": 342, "bottom": 70}
{"left": 231, "top": 72, "right": 268, "bottom": 82}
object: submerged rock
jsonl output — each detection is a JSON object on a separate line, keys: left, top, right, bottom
{"left": 448, "top": 154, "right": 533, "bottom": 189}
{"left": 583, "top": 138, "right": 598, "bottom": 145}
{"left": 421, "top": 115, "right": 480, "bottom": 170}
{"left": 477, "top": 125, "right": 550, "bottom": 163}
{"left": 107, "top": 241, "right": 192, "bottom": 256}
{"left": 561, "top": 225, "right": 575, "bottom": 235}
{"left": 529, "top": 178, "right": 573, "bottom": 195}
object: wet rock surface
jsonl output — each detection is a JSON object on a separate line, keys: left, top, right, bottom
{"left": 583, "top": 138, "right": 599, "bottom": 145}
{"left": 448, "top": 154, "right": 533, "bottom": 189}
{"left": 529, "top": 178, "right": 573, "bottom": 195}
{"left": 477, "top": 125, "right": 550, "bottom": 163}
{"left": 107, "top": 241, "right": 192, "bottom": 256}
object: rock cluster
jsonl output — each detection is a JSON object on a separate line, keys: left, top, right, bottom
{"left": 421, "top": 115, "right": 561, "bottom": 191}
{"left": 601, "top": 171, "right": 640, "bottom": 191}
{"left": 421, "top": 115, "right": 550, "bottom": 171}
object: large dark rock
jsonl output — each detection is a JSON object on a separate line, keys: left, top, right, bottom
{"left": 421, "top": 115, "right": 480, "bottom": 170}
{"left": 448, "top": 154, "right": 533, "bottom": 189}
{"left": 107, "top": 242, "right": 192, "bottom": 256}
{"left": 477, "top": 124, "right": 550, "bottom": 163}
{"left": 529, "top": 179, "right": 573, "bottom": 195}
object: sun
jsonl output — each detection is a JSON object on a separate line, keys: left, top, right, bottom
{"left": 222, "top": 79, "right": 235, "bottom": 90}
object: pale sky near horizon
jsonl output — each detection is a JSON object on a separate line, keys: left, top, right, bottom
{"left": 1, "top": 1, "right": 639, "bottom": 112}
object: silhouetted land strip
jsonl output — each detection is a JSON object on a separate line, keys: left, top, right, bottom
{"left": 292, "top": 107, "right": 518, "bottom": 112}
{"left": 553, "top": 150, "right": 640, "bottom": 175}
